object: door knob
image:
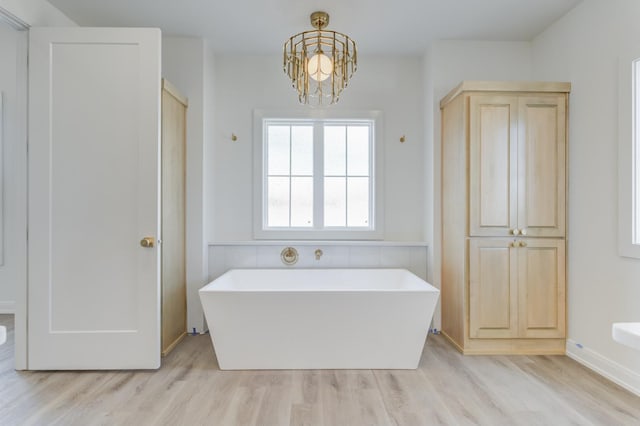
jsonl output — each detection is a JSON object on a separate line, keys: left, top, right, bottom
{"left": 511, "top": 229, "right": 520, "bottom": 235}
{"left": 519, "top": 241, "right": 528, "bottom": 248}
{"left": 140, "top": 237, "right": 155, "bottom": 248}
{"left": 520, "top": 228, "right": 527, "bottom": 236}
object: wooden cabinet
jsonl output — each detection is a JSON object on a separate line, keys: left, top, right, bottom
{"left": 161, "top": 79, "right": 188, "bottom": 357}
{"left": 469, "top": 238, "right": 565, "bottom": 340}
{"left": 469, "top": 95, "right": 566, "bottom": 238}
{"left": 441, "top": 81, "right": 570, "bottom": 354}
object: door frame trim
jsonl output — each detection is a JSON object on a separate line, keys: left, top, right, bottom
{"left": 0, "top": 7, "right": 29, "bottom": 370}
{"left": 0, "top": 6, "right": 29, "bottom": 30}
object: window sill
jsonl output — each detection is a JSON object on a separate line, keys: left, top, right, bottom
{"left": 619, "top": 243, "right": 640, "bottom": 260}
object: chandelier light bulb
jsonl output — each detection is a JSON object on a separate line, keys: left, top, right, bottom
{"left": 308, "top": 52, "right": 333, "bottom": 82}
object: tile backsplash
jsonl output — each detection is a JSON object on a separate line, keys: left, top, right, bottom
{"left": 208, "top": 243, "right": 429, "bottom": 282}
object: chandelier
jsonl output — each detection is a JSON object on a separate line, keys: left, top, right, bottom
{"left": 283, "top": 11, "right": 357, "bottom": 106}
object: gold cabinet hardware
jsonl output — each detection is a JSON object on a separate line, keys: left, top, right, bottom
{"left": 519, "top": 241, "right": 528, "bottom": 247}
{"left": 511, "top": 229, "right": 520, "bottom": 236}
{"left": 315, "top": 249, "right": 323, "bottom": 260}
{"left": 520, "top": 228, "right": 527, "bottom": 236}
{"left": 140, "top": 237, "right": 155, "bottom": 248}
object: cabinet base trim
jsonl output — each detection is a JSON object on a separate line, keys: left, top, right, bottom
{"left": 162, "top": 332, "right": 187, "bottom": 357}
{"left": 441, "top": 331, "right": 565, "bottom": 355}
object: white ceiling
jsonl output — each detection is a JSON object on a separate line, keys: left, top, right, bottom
{"left": 47, "top": 0, "right": 583, "bottom": 55}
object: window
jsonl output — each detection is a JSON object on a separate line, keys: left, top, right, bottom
{"left": 619, "top": 53, "right": 640, "bottom": 258}
{"left": 254, "top": 110, "right": 383, "bottom": 240}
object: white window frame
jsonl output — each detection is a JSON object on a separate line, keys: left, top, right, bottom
{"left": 253, "top": 109, "right": 384, "bottom": 240}
{"left": 619, "top": 52, "right": 640, "bottom": 258}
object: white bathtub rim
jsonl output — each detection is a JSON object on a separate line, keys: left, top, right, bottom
{"left": 200, "top": 268, "right": 439, "bottom": 293}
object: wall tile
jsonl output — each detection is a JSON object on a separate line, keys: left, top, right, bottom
{"left": 226, "top": 246, "right": 258, "bottom": 268}
{"left": 347, "top": 246, "right": 382, "bottom": 267}
{"left": 209, "top": 244, "right": 428, "bottom": 280}
{"left": 257, "top": 245, "right": 285, "bottom": 268}
{"left": 380, "top": 247, "right": 413, "bottom": 269}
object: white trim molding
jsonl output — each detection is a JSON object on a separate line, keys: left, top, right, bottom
{"left": 253, "top": 109, "right": 385, "bottom": 241}
{"left": 566, "top": 339, "right": 640, "bottom": 397}
{"left": 0, "top": 6, "right": 29, "bottom": 30}
{"left": 0, "top": 92, "right": 4, "bottom": 267}
{"left": 0, "top": 301, "right": 15, "bottom": 314}
{"left": 618, "top": 53, "right": 640, "bottom": 259}
{"left": 0, "top": 15, "right": 27, "bottom": 369}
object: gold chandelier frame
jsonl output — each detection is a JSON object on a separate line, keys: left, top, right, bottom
{"left": 283, "top": 11, "right": 357, "bottom": 106}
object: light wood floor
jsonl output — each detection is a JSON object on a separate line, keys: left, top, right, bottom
{"left": 1, "top": 315, "right": 639, "bottom": 425}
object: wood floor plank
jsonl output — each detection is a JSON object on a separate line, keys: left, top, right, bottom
{"left": 1, "top": 315, "right": 640, "bottom": 426}
{"left": 319, "top": 370, "right": 359, "bottom": 425}
{"left": 510, "top": 354, "right": 640, "bottom": 425}
{"left": 289, "top": 370, "right": 323, "bottom": 425}
{"left": 418, "top": 338, "right": 511, "bottom": 425}
{"left": 375, "top": 368, "right": 457, "bottom": 425}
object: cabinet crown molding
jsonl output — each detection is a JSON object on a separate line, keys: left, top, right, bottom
{"left": 440, "top": 81, "right": 571, "bottom": 109}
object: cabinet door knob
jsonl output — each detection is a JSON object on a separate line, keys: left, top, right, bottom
{"left": 520, "top": 228, "right": 527, "bottom": 236}
{"left": 511, "top": 229, "right": 520, "bottom": 236}
{"left": 519, "top": 241, "right": 527, "bottom": 248}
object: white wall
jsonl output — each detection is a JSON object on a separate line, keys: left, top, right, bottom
{"left": 0, "top": 0, "right": 75, "bottom": 368}
{"left": 162, "top": 36, "right": 213, "bottom": 332}
{"left": 0, "top": 0, "right": 76, "bottom": 317}
{"left": 0, "top": 0, "right": 75, "bottom": 26}
{"left": 531, "top": 0, "right": 640, "bottom": 395}
{"left": 211, "top": 55, "right": 426, "bottom": 243}
{"left": 0, "top": 21, "right": 26, "bottom": 313}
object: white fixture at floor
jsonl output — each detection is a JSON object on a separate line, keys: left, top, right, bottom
{"left": 612, "top": 323, "right": 640, "bottom": 351}
{"left": 0, "top": 326, "right": 6, "bottom": 345}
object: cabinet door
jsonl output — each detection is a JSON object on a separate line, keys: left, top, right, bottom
{"left": 469, "top": 96, "right": 519, "bottom": 237}
{"left": 517, "top": 96, "right": 566, "bottom": 237}
{"left": 469, "top": 239, "right": 518, "bottom": 338}
{"left": 517, "top": 239, "right": 566, "bottom": 338}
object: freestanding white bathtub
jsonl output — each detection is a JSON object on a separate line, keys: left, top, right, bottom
{"left": 199, "top": 269, "right": 440, "bottom": 370}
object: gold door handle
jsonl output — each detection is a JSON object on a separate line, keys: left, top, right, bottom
{"left": 140, "top": 237, "right": 155, "bottom": 248}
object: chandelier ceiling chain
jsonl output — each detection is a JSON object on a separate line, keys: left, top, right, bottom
{"left": 283, "top": 11, "right": 357, "bottom": 106}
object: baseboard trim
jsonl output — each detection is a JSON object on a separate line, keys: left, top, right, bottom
{"left": 0, "top": 301, "right": 15, "bottom": 314}
{"left": 161, "top": 332, "right": 187, "bottom": 357}
{"left": 566, "top": 339, "right": 640, "bottom": 397}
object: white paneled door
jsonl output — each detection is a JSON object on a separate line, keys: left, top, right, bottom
{"left": 28, "top": 28, "right": 161, "bottom": 369}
